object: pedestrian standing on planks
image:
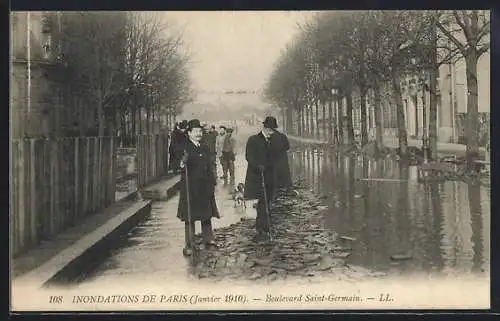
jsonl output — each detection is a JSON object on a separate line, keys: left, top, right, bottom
{"left": 202, "top": 124, "right": 218, "bottom": 177}
{"left": 216, "top": 125, "right": 227, "bottom": 178}
{"left": 222, "top": 127, "right": 237, "bottom": 185}
{"left": 270, "top": 125, "right": 292, "bottom": 193}
{"left": 244, "top": 116, "right": 279, "bottom": 242}
{"left": 177, "top": 119, "right": 220, "bottom": 256}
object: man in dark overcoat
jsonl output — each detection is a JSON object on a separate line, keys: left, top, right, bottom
{"left": 244, "top": 116, "right": 278, "bottom": 242}
{"left": 202, "top": 125, "right": 218, "bottom": 177}
{"left": 177, "top": 119, "right": 220, "bottom": 256}
{"left": 270, "top": 127, "right": 292, "bottom": 191}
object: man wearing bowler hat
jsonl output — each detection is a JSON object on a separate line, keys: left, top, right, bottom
{"left": 177, "top": 119, "right": 220, "bottom": 256}
{"left": 244, "top": 116, "right": 279, "bottom": 242}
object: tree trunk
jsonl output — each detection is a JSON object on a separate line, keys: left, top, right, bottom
{"left": 359, "top": 85, "right": 368, "bottom": 146}
{"left": 137, "top": 107, "right": 142, "bottom": 135}
{"left": 373, "top": 82, "right": 384, "bottom": 154}
{"left": 315, "top": 100, "right": 320, "bottom": 139}
{"left": 392, "top": 70, "right": 408, "bottom": 157}
{"left": 338, "top": 96, "right": 344, "bottom": 144}
{"left": 146, "top": 108, "right": 151, "bottom": 134}
{"left": 131, "top": 108, "right": 137, "bottom": 138}
{"left": 305, "top": 105, "right": 310, "bottom": 137}
{"left": 328, "top": 99, "right": 333, "bottom": 143}
{"left": 309, "top": 104, "right": 314, "bottom": 138}
{"left": 413, "top": 95, "right": 419, "bottom": 138}
{"left": 322, "top": 102, "right": 326, "bottom": 141}
{"left": 286, "top": 106, "right": 293, "bottom": 134}
{"left": 333, "top": 98, "right": 339, "bottom": 144}
{"left": 297, "top": 107, "right": 303, "bottom": 137}
{"left": 346, "top": 91, "right": 355, "bottom": 143}
{"left": 428, "top": 18, "right": 439, "bottom": 161}
{"left": 97, "top": 96, "right": 105, "bottom": 137}
{"left": 465, "top": 51, "right": 480, "bottom": 167}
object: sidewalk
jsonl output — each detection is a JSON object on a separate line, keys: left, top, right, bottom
{"left": 287, "top": 134, "right": 487, "bottom": 158}
{"left": 12, "top": 174, "right": 181, "bottom": 288}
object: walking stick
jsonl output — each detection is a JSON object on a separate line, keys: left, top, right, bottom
{"left": 260, "top": 170, "right": 273, "bottom": 242}
{"left": 183, "top": 150, "right": 196, "bottom": 263}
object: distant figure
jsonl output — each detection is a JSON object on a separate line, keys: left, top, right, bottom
{"left": 270, "top": 127, "right": 292, "bottom": 191}
{"left": 244, "top": 116, "right": 278, "bottom": 242}
{"left": 177, "top": 119, "right": 219, "bottom": 256}
{"left": 222, "top": 128, "right": 236, "bottom": 185}
{"left": 216, "top": 126, "right": 227, "bottom": 177}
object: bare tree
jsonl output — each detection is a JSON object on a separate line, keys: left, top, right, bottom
{"left": 437, "top": 10, "right": 490, "bottom": 166}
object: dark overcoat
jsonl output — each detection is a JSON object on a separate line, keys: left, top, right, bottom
{"left": 169, "top": 130, "right": 188, "bottom": 169}
{"left": 270, "top": 130, "right": 292, "bottom": 189}
{"left": 244, "top": 132, "right": 275, "bottom": 200}
{"left": 202, "top": 131, "right": 217, "bottom": 155}
{"left": 177, "top": 140, "right": 220, "bottom": 222}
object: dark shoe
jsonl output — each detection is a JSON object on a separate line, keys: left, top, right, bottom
{"left": 182, "top": 247, "right": 193, "bottom": 256}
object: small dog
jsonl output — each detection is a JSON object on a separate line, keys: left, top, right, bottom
{"left": 233, "top": 183, "right": 246, "bottom": 208}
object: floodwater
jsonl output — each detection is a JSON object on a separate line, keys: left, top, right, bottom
{"left": 289, "top": 145, "right": 490, "bottom": 277}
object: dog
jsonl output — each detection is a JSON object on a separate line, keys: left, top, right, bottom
{"left": 233, "top": 183, "right": 246, "bottom": 208}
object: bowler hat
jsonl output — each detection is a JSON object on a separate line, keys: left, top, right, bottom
{"left": 178, "top": 120, "right": 187, "bottom": 128}
{"left": 187, "top": 119, "right": 203, "bottom": 130}
{"left": 263, "top": 116, "right": 278, "bottom": 129}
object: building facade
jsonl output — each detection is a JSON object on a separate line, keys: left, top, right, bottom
{"left": 11, "top": 12, "right": 57, "bottom": 139}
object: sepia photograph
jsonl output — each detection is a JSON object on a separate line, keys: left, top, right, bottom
{"left": 10, "top": 10, "right": 490, "bottom": 311}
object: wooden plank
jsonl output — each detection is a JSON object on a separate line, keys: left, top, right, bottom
{"left": 23, "top": 139, "right": 32, "bottom": 249}
{"left": 93, "top": 137, "right": 98, "bottom": 212}
{"left": 137, "top": 135, "right": 142, "bottom": 187}
{"left": 82, "top": 138, "right": 89, "bottom": 217}
{"left": 55, "top": 140, "right": 61, "bottom": 234}
{"left": 65, "top": 138, "right": 73, "bottom": 226}
{"left": 73, "top": 138, "right": 79, "bottom": 220}
{"left": 87, "top": 138, "right": 93, "bottom": 214}
{"left": 49, "top": 140, "right": 56, "bottom": 235}
{"left": 18, "top": 140, "right": 25, "bottom": 252}
{"left": 59, "top": 139, "right": 66, "bottom": 229}
{"left": 98, "top": 137, "right": 103, "bottom": 209}
{"left": 12, "top": 141, "right": 19, "bottom": 256}
{"left": 29, "top": 139, "right": 37, "bottom": 247}
{"left": 42, "top": 140, "right": 50, "bottom": 239}
{"left": 110, "top": 137, "right": 116, "bottom": 204}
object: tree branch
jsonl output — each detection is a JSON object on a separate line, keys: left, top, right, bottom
{"left": 452, "top": 10, "right": 472, "bottom": 41}
{"left": 437, "top": 21, "right": 466, "bottom": 54}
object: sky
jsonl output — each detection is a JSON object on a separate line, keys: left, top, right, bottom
{"left": 161, "top": 11, "right": 314, "bottom": 93}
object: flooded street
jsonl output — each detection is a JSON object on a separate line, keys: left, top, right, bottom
{"left": 289, "top": 144, "right": 490, "bottom": 277}
{"left": 77, "top": 131, "right": 489, "bottom": 288}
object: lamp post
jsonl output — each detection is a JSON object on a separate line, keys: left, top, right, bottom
{"left": 420, "top": 72, "right": 430, "bottom": 164}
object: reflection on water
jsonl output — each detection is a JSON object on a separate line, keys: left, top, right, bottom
{"left": 289, "top": 146, "right": 490, "bottom": 277}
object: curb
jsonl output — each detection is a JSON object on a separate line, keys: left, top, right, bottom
{"left": 14, "top": 200, "right": 152, "bottom": 288}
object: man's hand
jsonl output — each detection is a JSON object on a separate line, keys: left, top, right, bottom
{"left": 257, "top": 164, "right": 265, "bottom": 172}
